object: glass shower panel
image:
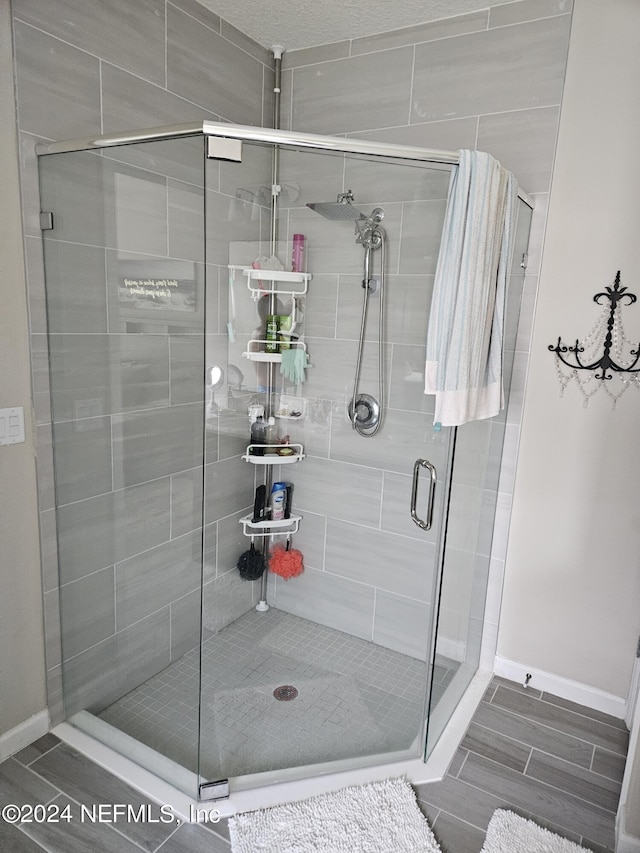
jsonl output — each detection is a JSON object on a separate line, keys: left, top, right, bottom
{"left": 196, "top": 140, "right": 455, "bottom": 788}
{"left": 425, "top": 199, "right": 533, "bottom": 755}
{"left": 38, "top": 137, "right": 207, "bottom": 796}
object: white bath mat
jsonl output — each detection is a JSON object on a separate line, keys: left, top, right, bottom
{"left": 481, "top": 809, "right": 587, "bottom": 852}
{"left": 229, "top": 776, "right": 442, "bottom": 853}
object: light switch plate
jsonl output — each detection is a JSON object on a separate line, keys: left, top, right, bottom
{"left": 0, "top": 407, "right": 26, "bottom": 445}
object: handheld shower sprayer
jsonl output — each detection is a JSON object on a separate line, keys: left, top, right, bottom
{"left": 307, "top": 191, "right": 387, "bottom": 436}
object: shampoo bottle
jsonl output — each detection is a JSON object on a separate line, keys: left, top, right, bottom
{"left": 270, "top": 481, "right": 287, "bottom": 521}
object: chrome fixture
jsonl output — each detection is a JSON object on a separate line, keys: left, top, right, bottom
{"left": 308, "top": 191, "right": 386, "bottom": 436}
{"left": 306, "top": 191, "right": 385, "bottom": 244}
{"left": 410, "top": 459, "right": 437, "bottom": 531}
{"left": 306, "top": 190, "right": 365, "bottom": 221}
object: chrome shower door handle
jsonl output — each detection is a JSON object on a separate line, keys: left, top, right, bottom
{"left": 411, "top": 459, "right": 437, "bottom": 530}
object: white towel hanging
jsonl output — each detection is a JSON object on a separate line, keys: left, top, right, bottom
{"left": 424, "top": 150, "right": 518, "bottom": 426}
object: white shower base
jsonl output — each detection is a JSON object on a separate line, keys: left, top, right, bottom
{"left": 53, "top": 667, "right": 492, "bottom": 820}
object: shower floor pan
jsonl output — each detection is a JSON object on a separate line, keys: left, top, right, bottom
{"left": 98, "top": 608, "right": 458, "bottom": 781}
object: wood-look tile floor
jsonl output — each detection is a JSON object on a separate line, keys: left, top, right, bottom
{"left": 417, "top": 677, "right": 628, "bottom": 852}
{"left": 0, "top": 676, "right": 628, "bottom": 852}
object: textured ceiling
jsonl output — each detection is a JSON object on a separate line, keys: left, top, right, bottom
{"left": 197, "top": 0, "right": 513, "bottom": 51}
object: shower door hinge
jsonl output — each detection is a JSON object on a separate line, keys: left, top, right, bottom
{"left": 199, "top": 779, "right": 230, "bottom": 801}
{"left": 206, "top": 136, "right": 242, "bottom": 162}
{"left": 40, "top": 211, "right": 54, "bottom": 231}
{"left": 520, "top": 251, "right": 528, "bottom": 270}
{"left": 636, "top": 634, "right": 640, "bottom": 657}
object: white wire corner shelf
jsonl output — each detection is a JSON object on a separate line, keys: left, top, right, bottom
{"left": 229, "top": 266, "right": 311, "bottom": 299}
{"left": 242, "top": 443, "right": 305, "bottom": 464}
{"left": 239, "top": 512, "right": 302, "bottom": 538}
{"left": 242, "top": 338, "right": 308, "bottom": 363}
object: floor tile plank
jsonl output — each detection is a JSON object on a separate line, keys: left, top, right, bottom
{"left": 541, "top": 692, "right": 629, "bottom": 731}
{"left": 13, "top": 735, "right": 61, "bottom": 768}
{"left": 490, "top": 686, "right": 629, "bottom": 756}
{"left": 490, "top": 676, "right": 542, "bottom": 699}
{"left": 432, "top": 811, "right": 485, "bottom": 853}
{"left": 0, "top": 759, "right": 60, "bottom": 809}
{"left": 472, "top": 698, "right": 595, "bottom": 768}
{"left": 592, "top": 747, "right": 627, "bottom": 782}
{"left": 29, "top": 744, "right": 177, "bottom": 851}
{"left": 416, "top": 773, "right": 505, "bottom": 832}
{"left": 526, "top": 748, "right": 621, "bottom": 812}
{"left": 461, "top": 721, "right": 531, "bottom": 772}
{"left": 459, "top": 752, "right": 616, "bottom": 849}
{"left": 0, "top": 820, "right": 49, "bottom": 853}
{"left": 19, "top": 794, "right": 145, "bottom": 853}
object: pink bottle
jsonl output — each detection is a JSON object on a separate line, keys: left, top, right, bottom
{"left": 291, "top": 234, "right": 305, "bottom": 272}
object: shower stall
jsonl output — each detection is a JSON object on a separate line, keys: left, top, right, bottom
{"left": 37, "top": 121, "right": 532, "bottom": 803}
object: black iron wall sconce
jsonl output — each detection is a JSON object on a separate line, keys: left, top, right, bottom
{"left": 549, "top": 271, "right": 640, "bottom": 407}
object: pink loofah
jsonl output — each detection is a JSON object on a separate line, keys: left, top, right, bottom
{"left": 269, "top": 541, "right": 304, "bottom": 579}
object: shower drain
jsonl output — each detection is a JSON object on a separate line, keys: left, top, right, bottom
{"left": 273, "top": 685, "right": 298, "bottom": 701}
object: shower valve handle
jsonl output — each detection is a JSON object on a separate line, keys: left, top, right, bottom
{"left": 410, "top": 459, "right": 437, "bottom": 530}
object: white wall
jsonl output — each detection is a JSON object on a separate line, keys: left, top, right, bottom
{"left": 499, "top": 0, "right": 640, "bottom": 703}
{"left": 0, "top": 0, "right": 47, "bottom": 745}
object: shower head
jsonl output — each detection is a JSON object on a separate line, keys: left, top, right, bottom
{"left": 306, "top": 190, "right": 366, "bottom": 222}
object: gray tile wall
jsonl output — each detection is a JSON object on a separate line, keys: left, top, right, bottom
{"left": 271, "top": 0, "right": 572, "bottom": 661}
{"left": 12, "top": 0, "right": 273, "bottom": 723}
{"left": 266, "top": 202, "right": 530, "bottom": 663}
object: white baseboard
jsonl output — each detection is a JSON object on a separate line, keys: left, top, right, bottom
{"left": 493, "top": 656, "right": 627, "bottom": 719}
{"left": 617, "top": 805, "right": 640, "bottom": 853}
{"left": 0, "top": 709, "right": 49, "bottom": 761}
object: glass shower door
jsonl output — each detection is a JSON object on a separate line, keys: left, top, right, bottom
{"left": 425, "top": 199, "right": 533, "bottom": 755}
{"left": 196, "top": 139, "right": 456, "bottom": 791}
{"left": 38, "top": 135, "right": 208, "bottom": 797}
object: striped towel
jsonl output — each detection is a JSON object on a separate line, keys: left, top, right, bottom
{"left": 425, "top": 150, "right": 518, "bottom": 426}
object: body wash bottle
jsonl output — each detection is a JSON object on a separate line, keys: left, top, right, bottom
{"left": 291, "top": 234, "right": 305, "bottom": 272}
